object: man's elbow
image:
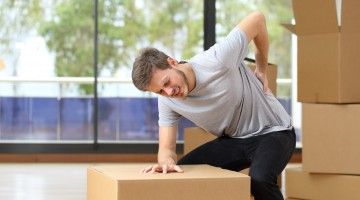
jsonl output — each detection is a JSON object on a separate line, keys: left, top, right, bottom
{"left": 252, "top": 11, "right": 266, "bottom": 28}
{"left": 238, "top": 11, "right": 267, "bottom": 42}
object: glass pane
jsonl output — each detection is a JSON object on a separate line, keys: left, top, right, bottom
{"left": 0, "top": 0, "right": 94, "bottom": 143}
{"left": 97, "top": 0, "right": 202, "bottom": 143}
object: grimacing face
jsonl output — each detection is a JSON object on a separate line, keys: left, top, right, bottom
{"left": 147, "top": 67, "right": 190, "bottom": 98}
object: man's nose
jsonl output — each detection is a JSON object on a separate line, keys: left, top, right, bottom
{"left": 163, "top": 87, "right": 174, "bottom": 96}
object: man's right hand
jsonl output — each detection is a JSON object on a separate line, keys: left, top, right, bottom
{"left": 142, "top": 163, "right": 184, "bottom": 173}
{"left": 143, "top": 126, "right": 183, "bottom": 173}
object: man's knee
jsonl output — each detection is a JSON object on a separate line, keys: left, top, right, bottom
{"left": 251, "top": 174, "right": 269, "bottom": 190}
{"left": 250, "top": 171, "right": 277, "bottom": 192}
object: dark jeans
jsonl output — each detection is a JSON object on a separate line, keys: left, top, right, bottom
{"left": 177, "top": 128, "right": 296, "bottom": 200}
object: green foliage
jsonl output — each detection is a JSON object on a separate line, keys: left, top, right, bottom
{"left": 145, "top": 0, "right": 203, "bottom": 59}
{"left": 216, "top": 0, "right": 293, "bottom": 97}
{"left": 1, "top": 0, "right": 293, "bottom": 96}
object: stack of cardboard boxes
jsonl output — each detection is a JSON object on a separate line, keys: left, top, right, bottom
{"left": 284, "top": 0, "right": 360, "bottom": 199}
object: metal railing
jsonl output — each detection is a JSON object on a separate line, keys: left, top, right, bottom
{"left": 0, "top": 76, "right": 292, "bottom": 97}
{"left": 0, "top": 76, "right": 292, "bottom": 84}
{"left": 0, "top": 77, "right": 295, "bottom": 146}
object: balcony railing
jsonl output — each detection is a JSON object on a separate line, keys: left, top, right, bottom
{"left": 0, "top": 77, "right": 293, "bottom": 143}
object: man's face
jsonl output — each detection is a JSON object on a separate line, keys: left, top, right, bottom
{"left": 147, "top": 67, "right": 190, "bottom": 98}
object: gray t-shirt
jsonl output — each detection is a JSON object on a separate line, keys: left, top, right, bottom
{"left": 158, "top": 27, "right": 292, "bottom": 138}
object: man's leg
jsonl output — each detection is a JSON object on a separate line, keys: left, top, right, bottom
{"left": 249, "top": 129, "right": 296, "bottom": 200}
{"left": 177, "top": 135, "right": 250, "bottom": 172}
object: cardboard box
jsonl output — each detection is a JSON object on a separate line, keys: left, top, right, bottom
{"left": 283, "top": 0, "right": 360, "bottom": 103}
{"left": 88, "top": 164, "right": 250, "bottom": 200}
{"left": 183, "top": 127, "right": 216, "bottom": 155}
{"left": 302, "top": 103, "right": 360, "bottom": 174}
{"left": 286, "top": 166, "right": 360, "bottom": 200}
{"left": 245, "top": 58, "right": 278, "bottom": 96}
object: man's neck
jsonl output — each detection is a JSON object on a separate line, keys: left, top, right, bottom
{"left": 180, "top": 63, "right": 196, "bottom": 92}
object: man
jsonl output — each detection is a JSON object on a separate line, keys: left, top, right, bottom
{"left": 132, "top": 11, "right": 295, "bottom": 200}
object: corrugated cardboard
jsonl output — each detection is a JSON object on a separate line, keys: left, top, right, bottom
{"left": 283, "top": 0, "right": 360, "bottom": 103}
{"left": 245, "top": 58, "right": 278, "bottom": 96}
{"left": 88, "top": 164, "right": 250, "bottom": 200}
{"left": 183, "top": 127, "right": 216, "bottom": 155}
{"left": 286, "top": 166, "right": 360, "bottom": 200}
{"left": 302, "top": 103, "right": 360, "bottom": 174}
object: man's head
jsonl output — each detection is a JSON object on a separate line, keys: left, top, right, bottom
{"left": 132, "top": 47, "right": 191, "bottom": 98}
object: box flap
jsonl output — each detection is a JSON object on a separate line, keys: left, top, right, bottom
{"left": 281, "top": 23, "right": 297, "bottom": 34}
{"left": 293, "top": 0, "right": 338, "bottom": 34}
{"left": 341, "top": 0, "right": 360, "bottom": 33}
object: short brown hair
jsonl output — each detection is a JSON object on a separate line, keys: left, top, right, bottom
{"left": 132, "top": 47, "right": 170, "bottom": 91}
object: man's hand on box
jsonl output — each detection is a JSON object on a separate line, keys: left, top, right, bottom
{"left": 142, "top": 164, "right": 184, "bottom": 174}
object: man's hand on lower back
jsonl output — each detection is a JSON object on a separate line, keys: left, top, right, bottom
{"left": 254, "top": 68, "right": 270, "bottom": 93}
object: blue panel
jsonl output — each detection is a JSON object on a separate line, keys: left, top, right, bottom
{"left": 60, "top": 98, "right": 93, "bottom": 140}
{"left": 98, "top": 98, "right": 118, "bottom": 140}
{"left": 0, "top": 97, "right": 294, "bottom": 142}
{"left": 0, "top": 97, "right": 30, "bottom": 139}
{"left": 118, "top": 98, "right": 159, "bottom": 140}
{"left": 31, "top": 98, "right": 58, "bottom": 140}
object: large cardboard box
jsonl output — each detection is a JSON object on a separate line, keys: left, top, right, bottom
{"left": 302, "top": 103, "right": 360, "bottom": 174}
{"left": 284, "top": 0, "right": 360, "bottom": 103}
{"left": 286, "top": 166, "right": 360, "bottom": 200}
{"left": 88, "top": 164, "right": 250, "bottom": 200}
{"left": 245, "top": 58, "right": 278, "bottom": 96}
{"left": 183, "top": 127, "right": 216, "bottom": 155}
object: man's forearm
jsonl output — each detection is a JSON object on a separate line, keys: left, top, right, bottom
{"left": 254, "top": 13, "right": 269, "bottom": 71}
{"left": 158, "top": 125, "right": 178, "bottom": 164}
{"left": 238, "top": 11, "right": 269, "bottom": 70}
{"left": 158, "top": 148, "right": 177, "bottom": 165}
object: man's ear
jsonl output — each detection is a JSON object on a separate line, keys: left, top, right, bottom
{"left": 167, "top": 57, "right": 178, "bottom": 68}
